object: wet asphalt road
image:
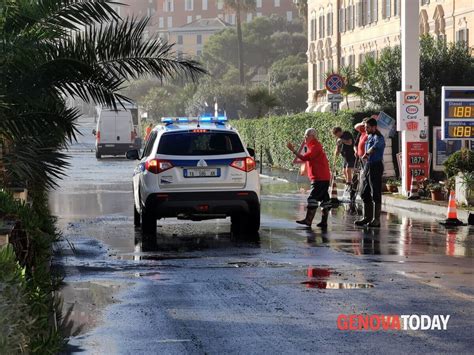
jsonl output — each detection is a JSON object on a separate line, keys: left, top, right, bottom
{"left": 51, "top": 118, "right": 474, "bottom": 354}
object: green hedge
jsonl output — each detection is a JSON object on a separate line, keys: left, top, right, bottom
{"left": 230, "top": 112, "right": 355, "bottom": 170}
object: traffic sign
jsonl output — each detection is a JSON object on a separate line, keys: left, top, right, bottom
{"left": 292, "top": 142, "right": 308, "bottom": 164}
{"left": 327, "top": 93, "right": 343, "bottom": 102}
{"left": 325, "top": 74, "right": 345, "bottom": 94}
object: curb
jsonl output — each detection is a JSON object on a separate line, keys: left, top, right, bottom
{"left": 382, "top": 195, "right": 471, "bottom": 221}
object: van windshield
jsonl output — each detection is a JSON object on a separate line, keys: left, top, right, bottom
{"left": 157, "top": 131, "right": 245, "bottom": 156}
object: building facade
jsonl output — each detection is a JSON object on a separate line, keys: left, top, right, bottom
{"left": 306, "top": 0, "right": 474, "bottom": 112}
{"left": 116, "top": 1, "right": 298, "bottom": 57}
{"left": 168, "top": 18, "right": 233, "bottom": 58}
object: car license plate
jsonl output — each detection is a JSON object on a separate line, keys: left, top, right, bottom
{"left": 184, "top": 168, "right": 220, "bottom": 178}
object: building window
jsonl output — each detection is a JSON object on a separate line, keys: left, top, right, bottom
{"left": 340, "top": 57, "right": 345, "bottom": 67}
{"left": 196, "top": 15, "right": 202, "bottom": 20}
{"left": 247, "top": 13, "right": 253, "bottom": 22}
{"left": 256, "top": 12, "right": 262, "bottom": 17}
{"left": 177, "top": 51, "right": 183, "bottom": 60}
{"left": 197, "top": 50, "right": 202, "bottom": 57}
{"left": 185, "top": 0, "right": 193, "bottom": 11}
{"left": 217, "top": 0, "right": 223, "bottom": 10}
{"left": 394, "top": 0, "right": 400, "bottom": 17}
{"left": 312, "top": 64, "right": 317, "bottom": 91}
{"left": 371, "top": 0, "right": 378, "bottom": 23}
{"left": 256, "top": 0, "right": 262, "bottom": 8}
{"left": 197, "top": 34, "right": 202, "bottom": 44}
{"left": 318, "top": 61, "right": 325, "bottom": 89}
{"left": 382, "top": 0, "right": 391, "bottom": 19}
{"left": 456, "top": 29, "right": 469, "bottom": 47}
{"left": 164, "top": 0, "right": 174, "bottom": 12}
{"left": 187, "top": 15, "right": 193, "bottom": 23}
{"left": 366, "top": 0, "right": 377, "bottom": 24}
{"left": 177, "top": 35, "right": 183, "bottom": 45}
{"left": 421, "top": 0, "right": 430, "bottom": 6}
{"left": 349, "top": 55, "right": 355, "bottom": 68}
{"left": 327, "top": 59, "right": 333, "bottom": 72}
{"left": 327, "top": 12, "right": 333, "bottom": 36}
{"left": 274, "top": 0, "right": 280, "bottom": 7}
{"left": 159, "top": 17, "right": 164, "bottom": 28}
{"left": 287, "top": 11, "right": 293, "bottom": 22}
{"left": 311, "top": 12, "right": 317, "bottom": 41}
{"left": 349, "top": 5, "right": 355, "bottom": 30}
{"left": 319, "top": 15, "right": 325, "bottom": 38}
{"left": 358, "top": 53, "right": 365, "bottom": 66}
{"left": 167, "top": 16, "right": 173, "bottom": 28}
{"left": 202, "top": 0, "right": 208, "bottom": 11}
{"left": 339, "top": 8, "right": 346, "bottom": 33}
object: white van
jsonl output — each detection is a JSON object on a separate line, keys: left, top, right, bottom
{"left": 94, "top": 105, "right": 139, "bottom": 159}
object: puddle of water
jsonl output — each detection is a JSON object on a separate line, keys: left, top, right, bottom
{"left": 227, "top": 261, "right": 292, "bottom": 268}
{"left": 59, "top": 280, "right": 125, "bottom": 337}
{"left": 301, "top": 281, "right": 374, "bottom": 289}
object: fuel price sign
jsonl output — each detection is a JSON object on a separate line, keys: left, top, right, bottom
{"left": 442, "top": 86, "right": 474, "bottom": 140}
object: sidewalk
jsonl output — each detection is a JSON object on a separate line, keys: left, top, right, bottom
{"left": 259, "top": 166, "right": 472, "bottom": 222}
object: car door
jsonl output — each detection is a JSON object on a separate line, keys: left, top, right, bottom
{"left": 136, "top": 131, "right": 158, "bottom": 210}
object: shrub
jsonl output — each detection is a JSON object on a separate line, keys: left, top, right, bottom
{"left": 443, "top": 148, "right": 474, "bottom": 177}
{"left": 0, "top": 191, "right": 64, "bottom": 353}
{"left": 231, "top": 112, "right": 354, "bottom": 170}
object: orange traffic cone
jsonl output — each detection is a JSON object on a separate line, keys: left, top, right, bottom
{"left": 440, "top": 191, "right": 466, "bottom": 226}
{"left": 407, "top": 175, "right": 420, "bottom": 200}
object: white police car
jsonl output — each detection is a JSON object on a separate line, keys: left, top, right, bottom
{"left": 126, "top": 116, "right": 261, "bottom": 236}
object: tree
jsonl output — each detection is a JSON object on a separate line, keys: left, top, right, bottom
{"left": 246, "top": 87, "right": 279, "bottom": 118}
{"left": 339, "top": 66, "right": 361, "bottom": 109}
{"left": 357, "top": 35, "right": 474, "bottom": 118}
{"left": 1, "top": 0, "right": 205, "bottom": 188}
{"left": 224, "top": 0, "right": 256, "bottom": 85}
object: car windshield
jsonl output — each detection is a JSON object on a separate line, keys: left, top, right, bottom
{"left": 157, "top": 131, "right": 245, "bottom": 156}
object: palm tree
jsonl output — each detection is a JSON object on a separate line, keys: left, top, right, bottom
{"left": 224, "top": 0, "right": 256, "bottom": 85}
{"left": 339, "top": 66, "right": 361, "bottom": 109}
{"left": 0, "top": 0, "right": 205, "bottom": 189}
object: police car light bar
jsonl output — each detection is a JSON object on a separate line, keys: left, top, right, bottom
{"left": 160, "top": 116, "right": 227, "bottom": 124}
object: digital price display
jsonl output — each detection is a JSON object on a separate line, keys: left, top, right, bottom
{"left": 442, "top": 87, "right": 474, "bottom": 140}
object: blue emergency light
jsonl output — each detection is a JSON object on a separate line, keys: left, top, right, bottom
{"left": 161, "top": 116, "right": 228, "bottom": 124}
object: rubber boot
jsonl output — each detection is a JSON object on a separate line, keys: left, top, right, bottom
{"left": 354, "top": 202, "right": 373, "bottom": 226}
{"left": 367, "top": 203, "right": 382, "bottom": 227}
{"left": 316, "top": 208, "right": 329, "bottom": 228}
{"left": 296, "top": 208, "right": 317, "bottom": 227}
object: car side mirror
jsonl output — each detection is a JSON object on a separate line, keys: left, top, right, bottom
{"left": 126, "top": 149, "right": 140, "bottom": 160}
{"left": 92, "top": 129, "right": 96, "bottom": 136}
{"left": 247, "top": 147, "right": 255, "bottom": 157}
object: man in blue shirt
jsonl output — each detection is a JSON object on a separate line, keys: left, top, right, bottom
{"left": 355, "top": 118, "right": 385, "bottom": 227}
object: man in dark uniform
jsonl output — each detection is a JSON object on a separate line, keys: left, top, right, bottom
{"left": 355, "top": 118, "right": 385, "bottom": 228}
{"left": 287, "top": 128, "right": 332, "bottom": 228}
{"left": 332, "top": 127, "right": 356, "bottom": 191}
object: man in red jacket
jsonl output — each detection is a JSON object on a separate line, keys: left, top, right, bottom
{"left": 287, "top": 128, "right": 332, "bottom": 227}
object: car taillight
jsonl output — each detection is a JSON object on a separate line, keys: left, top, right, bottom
{"left": 230, "top": 157, "right": 256, "bottom": 172}
{"left": 97, "top": 131, "right": 100, "bottom": 143}
{"left": 145, "top": 159, "right": 174, "bottom": 174}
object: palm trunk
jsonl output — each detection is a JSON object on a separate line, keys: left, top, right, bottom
{"left": 236, "top": 1, "right": 245, "bottom": 85}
